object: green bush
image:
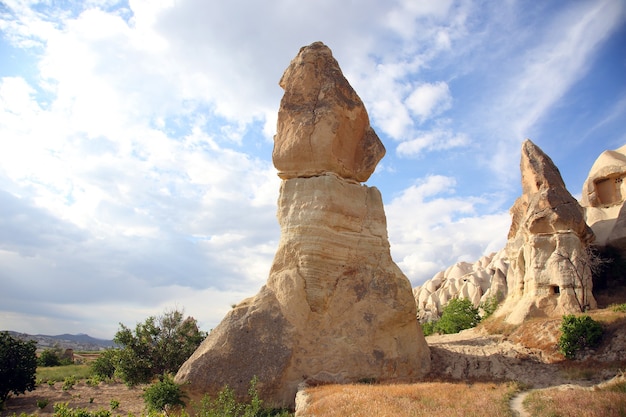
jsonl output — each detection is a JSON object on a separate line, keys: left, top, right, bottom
{"left": 435, "top": 298, "right": 481, "bottom": 334}
{"left": 62, "top": 375, "right": 76, "bottom": 391}
{"left": 143, "top": 374, "right": 186, "bottom": 416}
{"left": 479, "top": 294, "right": 501, "bottom": 319}
{"left": 53, "top": 402, "right": 111, "bottom": 417}
{"left": 0, "top": 331, "right": 37, "bottom": 408}
{"left": 194, "top": 377, "right": 291, "bottom": 417}
{"left": 38, "top": 349, "right": 62, "bottom": 367}
{"left": 421, "top": 321, "right": 436, "bottom": 337}
{"left": 557, "top": 314, "right": 603, "bottom": 359}
{"left": 90, "top": 350, "right": 117, "bottom": 380}
{"left": 113, "top": 308, "right": 207, "bottom": 386}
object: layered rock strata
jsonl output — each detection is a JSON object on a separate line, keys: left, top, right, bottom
{"left": 175, "top": 42, "right": 430, "bottom": 408}
{"left": 496, "top": 140, "right": 596, "bottom": 324}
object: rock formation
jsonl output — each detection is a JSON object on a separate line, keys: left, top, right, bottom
{"left": 496, "top": 139, "right": 596, "bottom": 324}
{"left": 413, "top": 251, "right": 509, "bottom": 322}
{"left": 581, "top": 144, "right": 626, "bottom": 254}
{"left": 175, "top": 42, "right": 430, "bottom": 409}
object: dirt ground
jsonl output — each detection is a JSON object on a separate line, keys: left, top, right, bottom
{"left": 1, "top": 381, "right": 147, "bottom": 417}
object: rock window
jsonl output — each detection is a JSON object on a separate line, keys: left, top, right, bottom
{"left": 594, "top": 175, "right": 624, "bottom": 206}
{"left": 550, "top": 285, "right": 560, "bottom": 295}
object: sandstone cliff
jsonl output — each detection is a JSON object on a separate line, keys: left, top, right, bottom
{"left": 175, "top": 42, "right": 430, "bottom": 409}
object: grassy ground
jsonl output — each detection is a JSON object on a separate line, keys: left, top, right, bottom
{"left": 301, "top": 380, "right": 519, "bottom": 417}
{"left": 36, "top": 364, "right": 93, "bottom": 383}
{"left": 524, "top": 379, "right": 626, "bottom": 417}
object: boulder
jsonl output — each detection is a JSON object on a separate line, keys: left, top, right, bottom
{"left": 175, "top": 42, "right": 429, "bottom": 409}
{"left": 581, "top": 144, "right": 626, "bottom": 253}
{"left": 497, "top": 140, "right": 596, "bottom": 324}
{"left": 272, "top": 41, "right": 386, "bottom": 182}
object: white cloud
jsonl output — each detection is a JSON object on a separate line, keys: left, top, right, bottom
{"left": 385, "top": 175, "right": 510, "bottom": 285}
{"left": 405, "top": 81, "right": 452, "bottom": 121}
{"left": 397, "top": 128, "right": 469, "bottom": 157}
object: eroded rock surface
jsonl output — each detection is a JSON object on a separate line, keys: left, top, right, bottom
{"left": 581, "top": 144, "right": 626, "bottom": 253}
{"left": 175, "top": 42, "right": 429, "bottom": 409}
{"left": 413, "top": 251, "right": 509, "bottom": 322}
{"left": 497, "top": 140, "right": 596, "bottom": 324}
{"left": 273, "top": 41, "right": 386, "bottom": 182}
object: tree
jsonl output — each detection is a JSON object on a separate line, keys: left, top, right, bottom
{"left": 90, "top": 349, "right": 117, "bottom": 380}
{"left": 113, "top": 308, "right": 207, "bottom": 385}
{"left": 556, "top": 245, "right": 609, "bottom": 312}
{"left": 0, "top": 332, "right": 37, "bottom": 408}
{"left": 435, "top": 297, "right": 481, "bottom": 334}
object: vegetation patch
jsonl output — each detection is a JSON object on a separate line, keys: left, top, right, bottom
{"left": 304, "top": 381, "right": 518, "bottom": 417}
{"left": 557, "top": 315, "right": 603, "bottom": 359}
{"left": 524, "top": 384, "right": 626, "bottom": 417}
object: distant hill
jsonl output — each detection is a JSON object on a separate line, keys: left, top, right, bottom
{"left": 5, "top": 331, "right": 116, "bottom": 351}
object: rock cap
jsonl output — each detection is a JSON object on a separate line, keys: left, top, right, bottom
{"left": 273, "top": 41, "right": 385, "bottom": 182}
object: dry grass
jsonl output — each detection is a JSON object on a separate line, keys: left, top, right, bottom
{"left": 524, "top": 386, "right": 626, "bottom": 417}
{"left": 302, "top": 381, "right": 518, "bottom": 417}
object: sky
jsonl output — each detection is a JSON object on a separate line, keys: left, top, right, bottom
{"left": 0, "top": 0, "right": 625, "bottom": 339}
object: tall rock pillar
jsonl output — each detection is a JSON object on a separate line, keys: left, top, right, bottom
{"left": 497, "top": 140, "right": 597, "bottom": 324}
{"left": 175, "top": 42, "right": 430, "bottom": 408}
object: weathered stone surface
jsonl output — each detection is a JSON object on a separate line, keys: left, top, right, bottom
{"left": 581, "top": 144, "right": 626, "bottom": 253}
{"left": 497, "top": 140, "right": 596, "bottom": 324}
{"left": 413, "top": 251, "right": 509, "bottom": 322}
{"left": 175, "top": 42, "right": 429, "bottom": 409}
{"left": 273, "top": 42, "right": 386, "bottom": 182}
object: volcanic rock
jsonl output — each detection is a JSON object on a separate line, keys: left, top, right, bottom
{"left": 581, "top": 144, "right": 626, "bottom": 253}
{"left": 413, "top": 250, "right": 509, "bottom": 322}
{"left": 272, "top": 41, "right": 386, "bottom": 182}
{"left": 496, "top": 140, "right": 596, "bottom": 324}
{"left": 175, "top": 42, "right": 430, "bottom": 409}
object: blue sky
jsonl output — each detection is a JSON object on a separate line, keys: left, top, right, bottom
{"left": 0, "top": 0, "right": 624, "bottom": 339}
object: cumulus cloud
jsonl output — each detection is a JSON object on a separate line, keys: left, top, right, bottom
{"left": 405, "top": 81, "right": 452, "bottom": 122}
{"left": 385, "top": 175, "right": 510, "bottom": 285}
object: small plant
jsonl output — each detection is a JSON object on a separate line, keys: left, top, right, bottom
{"left": 143, "top": 375, "right": 186, "bottom": 416}
{"left": 62, "top": 375, "right": 76, "bottom": 391}
{"left": 610, "top": 303, "right": 626, "bottom": 313}
{"left": 557, "top": 314, "right": 603, "bottom": 359}
{"left": 36, "top": 398, "right": 49, "bottom": 409}
{"left": 109, "top": 400, "right": 120, "bottom": 411}
{"left": 47, "top": 380, "right": 56, "bottom": 387}
{"left": 90, "top": 397, "right": 95, "bottom": 404}
{"left": 479, "top": 293, "right": 501, "bottom": 319}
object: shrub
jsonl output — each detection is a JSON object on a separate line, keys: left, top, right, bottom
{"left": 62, "top": 375, "right": 76, "bottom": 391}
{"left": 113, "top": 308, "right": 207, "bottom": 386}
{"left": 435, "top": 298, "right": 481, "bottom": 334}
{"left": 0, "top": 331, "right": 37, "bottom": 408}
{"left": 36, "top": 398, "right": 49, "bottom": 409}
{"left": 38, "top": 349, "right": 62, "bottom": 367}
{"left": 90, "top": 350, "right": 117, "bottom": 380}
{"left": 479, "top": 294, "right": 501, "bottom": 319}
{"left": 143, "top": 374, "right": 186, "bottom": 416}
{"left": 421, "top": 321, "right": 437, "bottom": 336}
{"left": 109, "top": 400, "right": 120, "bottom": 411}
{"left": 557, "top": 314, "right": 603, "bottom": 359}
{"left": 194, "top": 377, "right": 290, "bottom": 417}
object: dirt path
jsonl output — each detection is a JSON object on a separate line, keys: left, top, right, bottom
{"left": 509, "top": 390, "right": 532, "bottom": 417}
